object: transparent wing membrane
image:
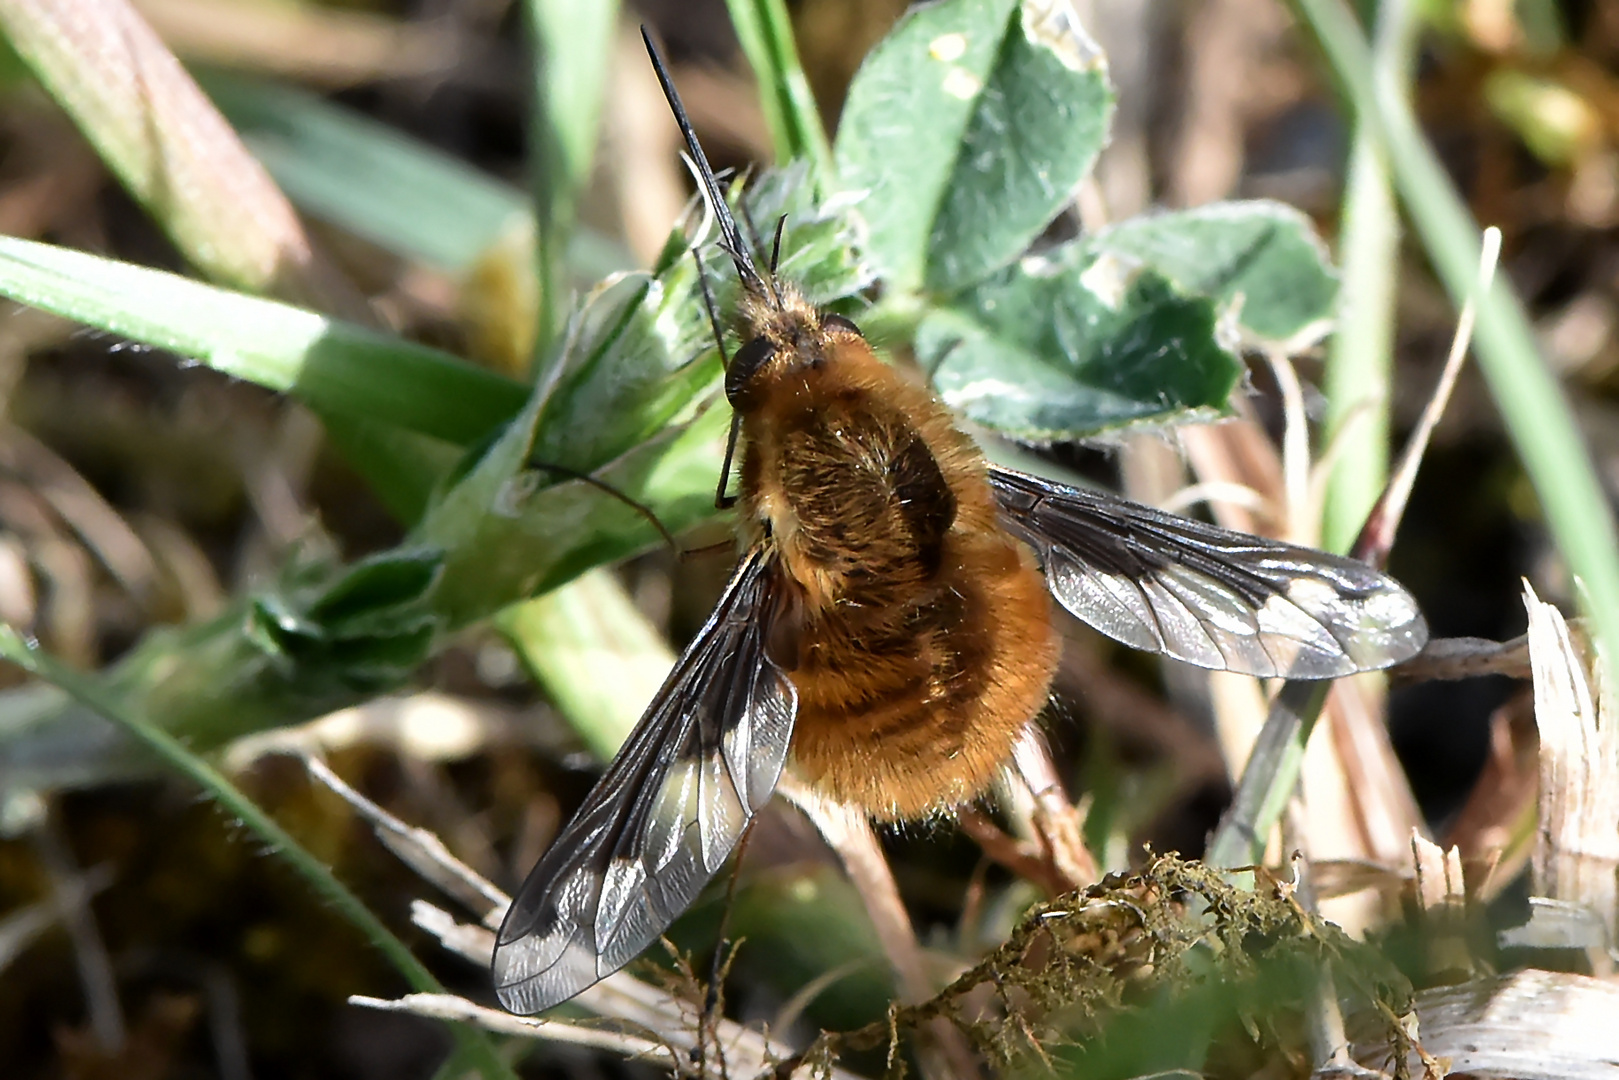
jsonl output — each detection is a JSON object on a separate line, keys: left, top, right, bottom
{"left": 492, "top": 547, "right": 797, "bottom": 1014}
{"left": 989, "top": 467, "right": 1428, "bottom": 678}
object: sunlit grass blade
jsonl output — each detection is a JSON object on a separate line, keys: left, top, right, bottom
{"left": 1319, "top": 0, "right": 1419, "bottom": 555}
{"left": 0, "top": 237, "right": 526, "bottom": 446}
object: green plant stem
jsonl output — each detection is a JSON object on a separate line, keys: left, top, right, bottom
{"left": 1291, "top": 0, "right": 1619, "bottom": 657}
{"left": 1320, "top": 0, "right": 1419, "bottom": 555}
{"left": 496, "top": 568, "right": 675, "bottom": 762}
{"left": 1207, "top": 681, "right": 1330, "bottom": 868}
{"left": 725, "top": 0, "right": 834, "bottom": 186}
{"left": 0, "top": 626, "right": 518, "bottom": 1080}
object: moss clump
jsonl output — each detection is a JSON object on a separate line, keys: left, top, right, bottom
{"left": 824, "top": 854, "right": 1417, "bottom": 1079}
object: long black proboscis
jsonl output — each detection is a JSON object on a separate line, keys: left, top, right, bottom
{"left": 641, "top": 27, "right": 766, "bottom": 296}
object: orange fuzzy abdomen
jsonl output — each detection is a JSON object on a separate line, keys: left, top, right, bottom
{"left": 787, "top": 529, "right": 1057, "bottom": 819}
{"left": 738, "top": 338, "right": 1059, "bottom": 819}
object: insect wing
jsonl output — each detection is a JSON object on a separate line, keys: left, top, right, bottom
{"left": 988, "top": 467, "right": 1428, "bottom": 678}
{"left": 492, "top": 547, "right": 798, "bottom": 1014}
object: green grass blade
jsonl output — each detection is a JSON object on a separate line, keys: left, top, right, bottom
{"left": 1205, "top": 681, "right": 1330, "bottom": 868}
{"left": 201, "top": 71, "right": 526, "bottom": 273}
{"left": 525, "top": 0, "right": 619, "bottom": 364}
{"left": 724, "top": 0, "right": 834, "bottom": 184}
{"left": 0, "top": 625, "right": 518, "bottom": 1080}
{"left": 202, "top": 70, "right": 633, "bottom": 282}
{"left": 1291, "top": 0, "right": 1619, "bottom": 658}
{"left": 0, "top": 237, "right": 527, "bottom": 446}
{"left": 1319, "top": 0, "right": 1419, "bottom": 554}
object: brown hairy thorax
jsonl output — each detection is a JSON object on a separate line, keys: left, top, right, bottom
{"left": 733, "top": 284, "right": 1059, "bottom": 819}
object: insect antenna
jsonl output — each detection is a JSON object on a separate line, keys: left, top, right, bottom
{"left": 641, "top": 28, "right": 770, "bottom": 303}
{"left": 769, "top": 214, "right": 788, "bottom": 276}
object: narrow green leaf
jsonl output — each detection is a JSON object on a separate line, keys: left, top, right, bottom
{"left": 1092, "top": 202, "right": 1339, "bottom": 348}
{"left": 526, "top": 0, "right": 617, "bottom": 203}
{"left": 835, "top": 0, "right": 1114, "bottom": 294}
{"left": 203, "top": 71, "right": 631, "bottom": 280}
{"left": 1207, "top": 680, "right": 1330, "bottom": 869}
{"left": 526, "top": 0, "right": 620, "bottom": 360}
{"left": 725, "top": 0, "right": 835, "bottom": 184}
{"left": 1321, "top": 0, "right": 1418, "bottom": 554}
{"left": 0, "top": 237, "right": 527, "bottom": 445}
{"left": 919, "top": 240, "right": 1242, "bottom": 440}
{"left": 202, "top": 72, "right": 522, "bottom": 273}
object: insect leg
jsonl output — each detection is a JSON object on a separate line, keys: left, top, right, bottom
{"left": 698, "top": 819, "right": 756, "bottom": 1080}
{"left": 693, "top": 249, "right": 742, "bottom": 510}
{"left": 530, "top": 461, "right": 679, "bottom": 553}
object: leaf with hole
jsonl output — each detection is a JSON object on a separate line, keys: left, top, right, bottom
{"left": 836, "top": 0, "right": 1114, "bottom": 295}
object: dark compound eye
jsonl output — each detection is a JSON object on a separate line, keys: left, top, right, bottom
{"left": 725, "top": 337, "right": 775, "bottom": 405}
{"left": 821, "top": 313, "right": 864, "bottom": 337}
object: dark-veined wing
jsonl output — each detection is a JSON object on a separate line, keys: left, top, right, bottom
{"left": 989, "top": 467, "right": 1428, "bottom": 678}
{"left": 492, "top": 546, "right": 797, "bottom": 1014}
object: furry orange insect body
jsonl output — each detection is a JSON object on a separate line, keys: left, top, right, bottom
{"left": 489, "top": 30, "right": 1428, "bottom": 1016}
{"left": 732, "top": 286, "right": 1059, "bottom": 818}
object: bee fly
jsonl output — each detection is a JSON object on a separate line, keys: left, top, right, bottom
{"left": 491, "top": 29, "right": 1429, "bottom": 1015}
